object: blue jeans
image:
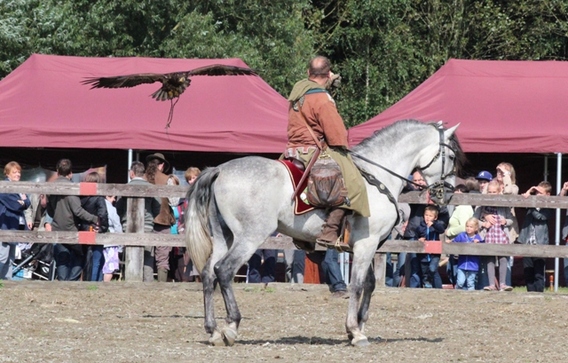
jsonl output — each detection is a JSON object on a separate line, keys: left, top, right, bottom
{"left": 321, "top": 249, "right": 347, "bottom": 292}
{"left": 91, "top": 245, "right": 104, "bottom": 281}
{"left": 456, "top": 269, "right": 477, "bottom": 290}
{"left": 385, "top": 252, "right": 394, "bottom": 287}
{"left": 409, "top": 253, "right": 422, "bottom": 288}
{"left": 447, "top": 255, "right": 458, "bottom": 287}
{"left": 54, "top": 244, "right": 83, "bottom": 281}
{"left": 248, "top": 249, "right": 276, "bottom": 283}
{"left": 419, "top": 254, "right": 442, "bottom": 288}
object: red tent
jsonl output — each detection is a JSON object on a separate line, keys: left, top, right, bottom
{"left": 0, "top": 54, "right": 288, "bottom": 153}
{"left": 349, "top": 59, "right": 568, "bottom": 153}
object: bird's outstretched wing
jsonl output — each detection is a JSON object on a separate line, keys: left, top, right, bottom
{"left": 82, "top": 64, "right": 258, "bottom": 101}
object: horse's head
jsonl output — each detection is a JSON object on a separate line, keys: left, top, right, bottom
{"left": 414, "top": 122, "right": 463, "bottom": 205}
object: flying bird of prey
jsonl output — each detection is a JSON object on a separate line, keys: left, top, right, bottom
{"left": 82, "top": 64, "right": 258, "bottom": 128}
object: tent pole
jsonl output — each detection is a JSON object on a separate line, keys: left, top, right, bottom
{"left": 544, "top": 155, "right": 549, "bottom": 181}
{"left": 127, "top": 149, "right": 133, "bottom": 181}
{"left": 554, "top": 153, "right": 562, "bottom": 292}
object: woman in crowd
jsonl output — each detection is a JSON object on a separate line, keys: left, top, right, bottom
{"left": 0, "top": 162, "right": 31, "bottom": 279}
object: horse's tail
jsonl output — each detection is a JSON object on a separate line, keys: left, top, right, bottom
{"left": 185, "top": 167, "right": 220, "bottom": 273}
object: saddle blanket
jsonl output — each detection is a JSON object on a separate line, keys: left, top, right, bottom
{"left": 278, "top": 159, "right": 314, "bottom": 215}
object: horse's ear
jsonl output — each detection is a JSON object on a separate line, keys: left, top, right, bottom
{"left": 444, "top": 123, "right": 460, "bottom": 138}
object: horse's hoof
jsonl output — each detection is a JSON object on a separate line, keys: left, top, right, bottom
{"left": 222, "top": 323, "right": 238, "bottom": 346}
{"left": 208, "top": 330, "right": 225, "bottom": 346}
{"left": 351, "top": 335, "right": 370, "bottom": 347}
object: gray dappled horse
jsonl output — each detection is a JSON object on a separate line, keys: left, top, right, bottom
{"left": 185, "top": 119, "right": 463, "bottom": 347}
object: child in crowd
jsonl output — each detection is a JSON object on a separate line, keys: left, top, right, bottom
{"left": 475, "top": 170, "right": 492, "bottom": 194}
{"left": 452, "top": 217, "right": 483, "bottom": 290}
{"left": 103, "top": 195, "right": 123, "bottom": 282}
{"left": 416, "top": 205, "right": 445, "bottom": 288}
{"left": 445, "top": 184, "right": 474, "bottom": 286}
{"left": 474, "top": 180, "right": 514, "bottom": 291}
{"left": 519, "top": 181, "right": 553, "bottom": 292}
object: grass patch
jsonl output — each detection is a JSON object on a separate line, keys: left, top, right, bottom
{"left": 243, "top": 285, "right": 276, "bottom": 293}
{"left": 87, "top": 285, "right": 99, "bottom": 291}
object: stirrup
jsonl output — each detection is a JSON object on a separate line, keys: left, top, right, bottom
{"left": 315, "top": 238, "right": 352, "bottom": 253}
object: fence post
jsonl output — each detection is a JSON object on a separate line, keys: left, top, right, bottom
{"left": 124, "top": 198, "right": 145, "bottom": 281}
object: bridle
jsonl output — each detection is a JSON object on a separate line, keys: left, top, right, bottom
{"left": 351, "top": 124, "right": 457, "bottom": 205}
{"left": 412, "top": 125, "right": 457, "bottom": 204}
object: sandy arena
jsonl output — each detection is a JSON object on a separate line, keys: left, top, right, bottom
{"left": 1, "top": 280, "right": 567, "bottom": 362}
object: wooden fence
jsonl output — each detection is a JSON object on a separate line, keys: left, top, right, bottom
{"left": 1, "top": 181, "right": 567, "bottom": 282}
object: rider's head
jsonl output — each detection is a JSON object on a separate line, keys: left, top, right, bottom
{"left": 308, "top": 56, "right": 332, "bottom": 85}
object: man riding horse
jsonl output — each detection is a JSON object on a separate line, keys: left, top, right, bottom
{"left": 284, "top": 56, "right": 370, "bottom": 248}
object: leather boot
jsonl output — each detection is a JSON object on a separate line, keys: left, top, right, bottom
{"left": 157, "top": 268, "right": 168, "bottom": 282}
{"left": 316, "top": 208, "right": 346, "bottom": 244}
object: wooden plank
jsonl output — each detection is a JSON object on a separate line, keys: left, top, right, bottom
{"left": 6, "top": 229, "right": 568, "bottom": 259}
{"left": 0, "top": 181, "right": 187, "bottom": 198}
{"left": 442, "top": 242, "right": 568, "bottom": 258}
{"left": 2, "top": 183, "right": 568, "bottom": 209}
{"left": 399, "top": 191, "right": 568, "bottom": 209}
{"left": 124, "top": 198, "right": 145, "bottom": 282}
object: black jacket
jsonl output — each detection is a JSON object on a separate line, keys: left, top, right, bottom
{"left": 79, "top": 196, "right": 109, "bottom": 233}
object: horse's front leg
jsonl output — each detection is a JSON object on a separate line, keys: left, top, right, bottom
{"left": 356, "top": 264, "right": 376, "bottom": 333}
{"left": 346, "top": 254, "right": 375, "bottom": 347}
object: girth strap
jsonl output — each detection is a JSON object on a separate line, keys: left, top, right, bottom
{"left": 358, "top": 168, "right": 400, "bottom": 244}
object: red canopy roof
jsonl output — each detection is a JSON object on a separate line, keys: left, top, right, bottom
{"left": 349, "top": 59, "right": 568, "bottom": 153}
{"left": 0, "top": 54, "right": 288, "bottom": 153}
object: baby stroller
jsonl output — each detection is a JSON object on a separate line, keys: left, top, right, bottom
{"left": 12, "top": 243, "right": 56, "bottom": 281}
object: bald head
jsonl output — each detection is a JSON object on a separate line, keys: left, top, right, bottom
{"left": 308, "top": 56, "right": 332, "bottom": 79}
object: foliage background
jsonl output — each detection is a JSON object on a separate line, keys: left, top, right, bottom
{"left": 2, "top": 0, "right": 568, "bottom": 126}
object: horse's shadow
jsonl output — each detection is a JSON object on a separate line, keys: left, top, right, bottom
{"left": 136, "top": 316, "right": 444, "bottom": 346}
{"left": 197, "top": 335, "right": 444, "bottom": 346}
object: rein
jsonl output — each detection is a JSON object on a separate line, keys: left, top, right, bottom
{"left": 350, "top": 125, "right": 457, "bottom": 205}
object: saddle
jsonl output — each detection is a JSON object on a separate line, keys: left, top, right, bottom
{"left": 279, "top": 159, "right": 352, "bottom": 252}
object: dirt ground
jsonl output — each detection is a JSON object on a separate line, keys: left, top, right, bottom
{"left": 1, "top": 281, "right": 567, "bottom": 363}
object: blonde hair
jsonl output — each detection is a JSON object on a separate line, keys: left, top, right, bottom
{"left": 466, "top": 217, "right": 480, "bottom": 230}
{"left": 4, "top": 161, "right": 21, "bottom": 176}
{"left": 497, "top": 162, "right": 516, "bottom": 184}
{"left": 538, "top": 181, "right": 552, "bottom": 195}
{"left": 486, "top": 180, "right": 502, "bottom": 193}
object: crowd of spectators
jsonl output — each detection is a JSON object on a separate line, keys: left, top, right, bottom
{"left": 1, "top": 156, "right": 204, "bottom": 283}
{"left": 385, "top": 162, "right": 563, "bottom": 292}
{"left": 0, "top": 158, "right": 566, "bottom": 294}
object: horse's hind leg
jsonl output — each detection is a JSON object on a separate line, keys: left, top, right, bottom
{"left": 203, "top": 221, "right": 230, "bottom": 346}
{"left": 213, "top": 240, "right": 262, "bottom": 346}
{"left": 202, "top": 245, "right": 230, "bottom": 346}
{"left": 202, "top": 259, "right": 224, "bottom": 346}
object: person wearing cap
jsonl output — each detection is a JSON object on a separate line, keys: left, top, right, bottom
{"left": 145, "top": 153, "right": 178, "bottom": 282}
{"left": 475, "top": 170, "right": 492, "bottom": 194}
{"left": 116, "top": 161, "right": 161, "bottom": 282}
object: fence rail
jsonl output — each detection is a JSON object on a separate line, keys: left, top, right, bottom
{"left": 2, "top": 182, "right": 567, "bottom": 282}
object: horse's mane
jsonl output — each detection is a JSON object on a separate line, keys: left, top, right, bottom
{"left": 352, "top": 119, "right": 466, "bottom": 175}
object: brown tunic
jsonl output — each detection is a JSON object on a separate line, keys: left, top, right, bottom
{"left": 286, "top": 87, "right": 370, "bottom": 217}
{"left": 287, "top": 91, "right": 347, "bottom": 148}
